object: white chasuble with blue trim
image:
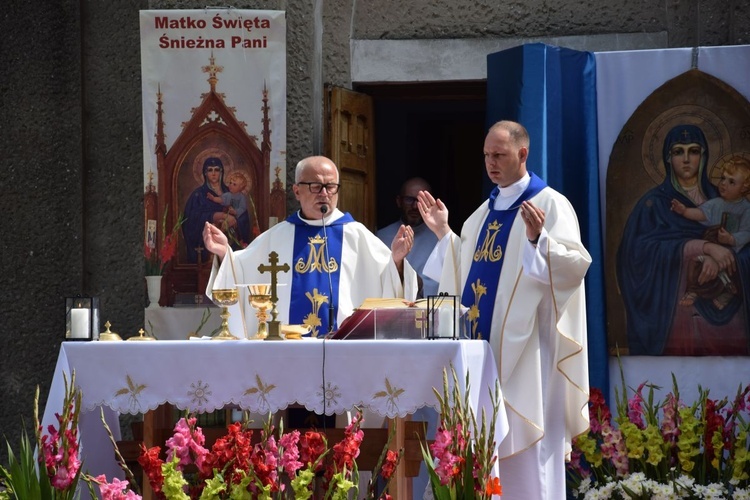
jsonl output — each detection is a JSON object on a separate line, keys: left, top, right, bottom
{"left": 462, "top": 173, "right": 547, "bottom": 341}
{"left": 286, "top": 212, "right": 354, "bottom": 336}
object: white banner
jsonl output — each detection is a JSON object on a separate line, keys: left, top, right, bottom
{"left": 140, "top": 9, "right": 286, "bottom": 267}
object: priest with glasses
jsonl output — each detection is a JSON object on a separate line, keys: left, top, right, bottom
{"left": 203, "top": 155, "right": 418, "bottom": 338}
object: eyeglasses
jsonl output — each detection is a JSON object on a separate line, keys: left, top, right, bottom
{"left": 297, "top": 182, "right": 341, "bottom": 194}
{"left": 400, "top": 196, "right": 419, "bottom": 206}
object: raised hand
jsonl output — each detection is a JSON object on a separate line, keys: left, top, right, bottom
{"left": 203, "top": 222, "right": 229, "bottom": 260}
{"left": 520, "top": 200, "right": 545, "bottom": 242}
{"left": 670, "top": 199, "right": 687, "bottom": 215}
{"left": 417, "top": 190, "right": 451, "bottom": 239}
{"left": 391, "top": 224, "right": 414, "bottom": 264}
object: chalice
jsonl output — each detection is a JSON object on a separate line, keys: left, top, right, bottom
{"left": 248, "top": 284, "right": 272, "bottom": 340}
{"left": 211, "top": 288, "right": 241, "bottom": 340}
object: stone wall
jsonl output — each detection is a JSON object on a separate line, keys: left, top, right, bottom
{"left": 1, "top": 0, "right": 747, "bottom": 464}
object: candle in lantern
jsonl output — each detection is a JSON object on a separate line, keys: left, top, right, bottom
{"left": 70, "top": 307, "right": 90, "bottom": 339}
{"left": 437, "top": 306, "right": 453, "bottom": 338}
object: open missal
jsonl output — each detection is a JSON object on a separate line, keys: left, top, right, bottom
{"left": 327, "top": 298, "right": 428, "bottom": 340}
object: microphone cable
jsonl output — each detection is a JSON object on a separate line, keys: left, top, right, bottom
{"left": 320, "top": 205, "right": 336, "bottom": 333}
{"left": 319, "top": 204, "right": 332, "bottom": 430}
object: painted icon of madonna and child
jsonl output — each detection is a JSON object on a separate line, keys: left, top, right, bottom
{"left": 182, "top": 156, "right": 254, "bottom": 265}
{"left": 617, "top": 124, "right": 750, "bottom": 356}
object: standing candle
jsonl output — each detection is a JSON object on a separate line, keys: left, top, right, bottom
{"left": 70, "top": 307, "right": 90, "bottom": 339}
{"left": 437, "top": 306, "right": 453, "bottom": 338}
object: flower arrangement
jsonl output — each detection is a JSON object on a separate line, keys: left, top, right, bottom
{"left": 0, "top": 373, "right": 89, "bottom": 500}
{"left": 91, "top": 409, "right": 402, "bottom": 500}
{"left": 145, "top": 207, "right": 186, "bottom": 276}
{"left": 567, "top": 373, "right": 750, "bottom": 499}
{"left": 421, "top": 366, "right": 503, "bottom": 499}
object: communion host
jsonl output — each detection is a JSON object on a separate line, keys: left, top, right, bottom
{"left": 202, "top": 155, "right": 418, "bottom": 338}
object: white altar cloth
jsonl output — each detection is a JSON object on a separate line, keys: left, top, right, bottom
{"left": 144, "top": 306, "right": 223, "bottom": 340}
{"left": 42, "top": 339, "right": 506, "bottom": 486}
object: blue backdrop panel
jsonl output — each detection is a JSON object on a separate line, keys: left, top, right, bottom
{"left": 486, "top": 43, "right": 608, "bottom": 398}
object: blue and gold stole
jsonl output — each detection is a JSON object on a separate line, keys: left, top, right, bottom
{"left": 285, "top": 211, "right": 354, "bottom": 337}
{"left": 461, "top": 173, "right": 547, "bottom": 341}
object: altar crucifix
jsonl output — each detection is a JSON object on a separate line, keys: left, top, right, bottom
{"left": 258, "top": 251, "right": 290, "bottom": 340}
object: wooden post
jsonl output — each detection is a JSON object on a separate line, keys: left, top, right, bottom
{"left": 388, "top": 417, "right": 411, "bottom": 500}
{"left": 141, "top": 404, "right": 173, "bottom": 500}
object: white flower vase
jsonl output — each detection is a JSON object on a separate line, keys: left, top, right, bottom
{"left": 146, "top": 275, "right": 163, "bottom": 309}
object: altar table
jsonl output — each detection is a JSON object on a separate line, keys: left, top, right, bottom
{"left": 43, "top": 339, "right": 507, "bottom": 499}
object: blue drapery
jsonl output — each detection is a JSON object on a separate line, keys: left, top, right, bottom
{"left": 485, "top": 43, "right": 608, "bottom": 399}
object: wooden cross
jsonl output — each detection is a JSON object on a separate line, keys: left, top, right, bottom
{"left": 195, "top": 245, "right": 204, "bottom": 266}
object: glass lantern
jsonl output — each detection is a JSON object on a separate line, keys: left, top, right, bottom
{"left": 426, "top": 293, "right": 459, "bottom": 340}
{"left": 65, "top": 295, "right": 100, "bottom": 341}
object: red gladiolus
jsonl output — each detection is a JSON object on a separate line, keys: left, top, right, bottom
{"left": 137, "top": 444, "right": 165, "bottom": 496}
{"left": 485, "top": 476, "right": 502, "bottom": 496}
{"left": 299, "top": 430, "right": 327, "bottom": 471}
{"left": 331, "top": 414, "right": 364, "bottom": 475}
{"left": 380, "top": 449, "right": 399, "bottom": 480}
{"left": 144, "top": 210, "right": 185, "bottom": 275}
{"left": 200, "top": 422, "right": 254, "bottom": 485}
{"left": 160, "top": 233, "right": 178, "bottom": 266}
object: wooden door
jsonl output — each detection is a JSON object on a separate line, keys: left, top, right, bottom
{"left": 324, "top": 86, "right": 376, "bottom": 230}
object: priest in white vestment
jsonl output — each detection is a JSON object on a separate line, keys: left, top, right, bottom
{"left": 419, "top": 121, "right": 591, "bottom": 499}
{"left": 203, "top": 155, "right": 418, "bottom": 339}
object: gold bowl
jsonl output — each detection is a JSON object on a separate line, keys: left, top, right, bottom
{"left": 248, "top": 283, "right": 271, "bottom": 297}
{"left": 212, "top": 288, "right": 238, "bottom": 305}
{"left": 281, "top": 324, "right": 312, "bottom": 340}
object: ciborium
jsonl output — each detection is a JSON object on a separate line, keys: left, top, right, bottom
{"left": 248, "top": 284, "right": 272, "bottom": 340}
{"left": 211, "top": 288, "right": 241, "bottom": 340}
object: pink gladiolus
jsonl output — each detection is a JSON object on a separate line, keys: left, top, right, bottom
{"left": 588, "top": 388, "right": 611, "bottom": 434}
{"left": 454, "top": 423, "right": 467, "bottom": 452}
{"left": 279, "top": 430, "right": 304, "bottom": 476}
{"left": 94, "top": 475, "right": 142, "bottom": 500}
{"left": 40, "top": 409, "right": 82, "bottom": 491}
{"left": 430, "top": 427, "right": 453, "bottom": 457}
{"left": 628, "top": 383, "right": 647, "bottom": 429}
{"left": 434, "top": 452, "right": 463, "bottom": 485}
{"left": 661, "top": 393, "right": 680, "bottom": 445}
{"left": 568, "top": 448, "right": 590, "bottom": 479}
{"left": 165, "top": 417, "right": 208, "bottom": 470}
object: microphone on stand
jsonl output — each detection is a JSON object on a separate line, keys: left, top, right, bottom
{"left": 320, "top": 204, "right": 335, "bottom": 333}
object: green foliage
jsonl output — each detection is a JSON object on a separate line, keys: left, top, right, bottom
{"left": 1, "top": 426, "right": 56, "bottom": 500}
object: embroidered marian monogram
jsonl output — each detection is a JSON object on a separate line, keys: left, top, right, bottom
{"left": 461, "top": 173, "right": 547, "bottom": 342}
{"left": 294, "top": 234, "right": 339, "bottom": 274}
{"left": 473, "top": 220, "right": 503, "bottom": 262}
{"left": 286, "top": 210, "right": 354, "bottom": 336}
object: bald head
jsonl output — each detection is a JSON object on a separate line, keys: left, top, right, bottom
{"left": 401, "top": 177, "right": 431, "bottom": 197}
{"left": 293, "top": 155, "right": 340, "bottom": 219}
{"left": 487, "top": 120, "right": 530, "bottom": 149}
{"left": 295, "top": 155, "right": 340, "bottom": 183}
{"left": 484, "top": 120, "right": 530, "bottom": 187}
